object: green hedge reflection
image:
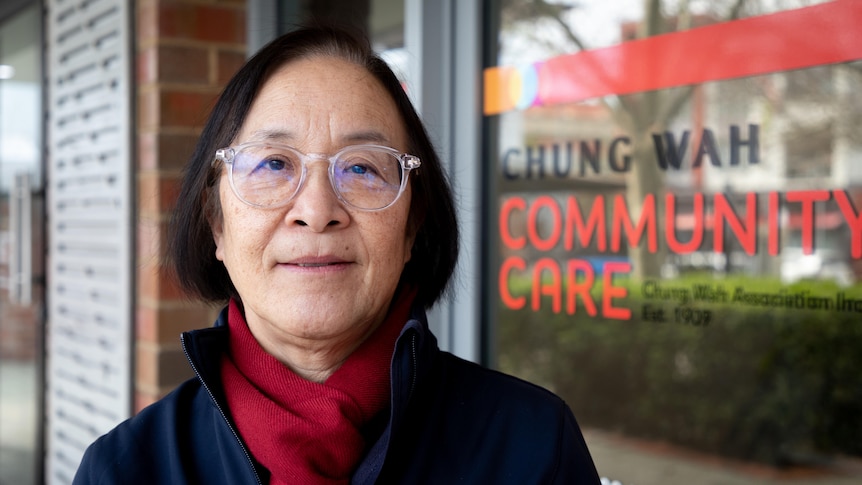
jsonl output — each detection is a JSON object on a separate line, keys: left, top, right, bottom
{"left": 497, "top": 275, "right": 862, "bottom": 466}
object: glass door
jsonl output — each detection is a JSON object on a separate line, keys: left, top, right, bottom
{"left": 483, "top": 0, "right": 862, "bottom": 483}
{"left": 0, "top": 3, "right": 44, "bottom": 484}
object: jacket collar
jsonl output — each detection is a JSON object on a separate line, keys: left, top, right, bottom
{"left": 180, "top": 301, "right": 439, "bottom": 485}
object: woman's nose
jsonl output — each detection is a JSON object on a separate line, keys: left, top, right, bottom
{"left": 284, "top": 164, "right": 350, "bottom": 231}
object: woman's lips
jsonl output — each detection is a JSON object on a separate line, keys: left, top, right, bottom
{"left": 281, "top": 256, "right": 352, "bottom": 270}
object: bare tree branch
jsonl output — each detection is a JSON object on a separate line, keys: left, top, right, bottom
{"left": 501, "top": 0, "right": 753, "bottom": 131}
{"left": 540, "top": 3, "right": 588, "bottom": 51}
{"left": 660, "top": 0, "right": 748, "bottom": 123}
{"left": 641, "top": 0, "right": 664, "bottom": 38}
{"left": 524, "top": 1, "right": 638, "bottom": 125}
{"left": 728, "top": 0, "right": 748, "bottom": 21}
{"left": 658, "top": 86, "right": 696, "bottom": 124}
{"left": 677, "top": 0, "right": 692, "bottom": 31}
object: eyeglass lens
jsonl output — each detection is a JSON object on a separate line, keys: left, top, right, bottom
{"left": 229, "top": 145, "right": 405, "bottom": 209}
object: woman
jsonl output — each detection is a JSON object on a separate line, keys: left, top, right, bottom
{"left": 74, "top": 25, "right": 600, "bottom": 484}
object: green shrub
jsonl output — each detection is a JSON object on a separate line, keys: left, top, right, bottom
{"left": 496, "top": 275, "right": 862, "bottom": 465}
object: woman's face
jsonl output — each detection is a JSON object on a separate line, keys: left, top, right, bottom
{"left": 212, "top": 56, "right": 414, "bottom": 360}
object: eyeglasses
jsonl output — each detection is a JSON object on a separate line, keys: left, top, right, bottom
{"left": 213, "top": 142, "right": 420, "bottom": 211}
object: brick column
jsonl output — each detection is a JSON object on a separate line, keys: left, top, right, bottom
{"left": 135, "top": 0, "right": 246, "bottom": 411}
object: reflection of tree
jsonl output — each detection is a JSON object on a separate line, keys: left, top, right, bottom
{"left": 495, "top": 1, "right": 862, "bottom": 468}
{"left": 500, "top": 0, "right": 753, "bottom": 277}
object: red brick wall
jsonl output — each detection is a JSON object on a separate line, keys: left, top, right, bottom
{"left": 0, "top": 304, "right": 39, "bottom": 360}
{"left": 0, "top": 198, "right": 44, "bottom": 361}
{"left": 135, "top": 0, "right": 246, "bottom": 411}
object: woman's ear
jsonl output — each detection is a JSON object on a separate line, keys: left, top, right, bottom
{"left": 403, "top": 226, "right": 416, "bottom": 264}
{"left": 212, "top": 217, "right": 225, "bottom": 262}
{"left": 205, "top": 184, "right": 226, "bottom": 262}
{"left": 404, "top": 204, "right": 425, "bottom": 265}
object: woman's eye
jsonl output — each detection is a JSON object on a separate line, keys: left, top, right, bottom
{"left": 263, "top": 158, "right": 285, "bottom": 171}
{"left": 247, "top": 155, "right": 295, "bottom": 177}
{"left": 348, "top": 164, "right": 370, "bottom": 175}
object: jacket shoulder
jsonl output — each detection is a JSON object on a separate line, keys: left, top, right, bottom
{"left": 72, "top": 377, "right": 199, "bottom": 484}
{"left": 437, "top": 351, "right": 568, "bottom": 413}
{"left": 73, "top": 361, "right": 258, "bottom": 484}
{"left": 397, "top": 352, "right": 600, "bottom": 484}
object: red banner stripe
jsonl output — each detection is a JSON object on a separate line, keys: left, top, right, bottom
{"left": 485, "top": 0, "right": 862, "bottom": 115}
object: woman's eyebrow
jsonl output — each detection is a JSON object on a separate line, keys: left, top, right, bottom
{"left": 341, "top": 130, "right": 391, "bottom": 145}
{"left": 245, "top": 129, "right": 391, "bottom": 145}
{"left": 248, "top": 129, "right": 295, "bottom": 142}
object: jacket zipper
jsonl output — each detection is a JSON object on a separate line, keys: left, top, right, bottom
{"left": 181, "top": 334, "right": 263, "bottom": 485}
{"left": 409, "top": 332, "right": 418, "bottom": 398}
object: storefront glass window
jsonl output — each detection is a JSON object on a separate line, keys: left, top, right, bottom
{"left": 484, "top": 1, "right": 861, "bottom": 482}
{"left": 0, "top": 3, "right": 43, "bottom": 484}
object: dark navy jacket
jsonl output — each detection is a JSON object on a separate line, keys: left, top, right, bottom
{"left": 74, "top": 307, "right": 600, "bottom": 484}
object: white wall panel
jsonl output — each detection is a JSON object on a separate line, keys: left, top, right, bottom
{"left": 45, "top": 0, "right": 133, "bottom": 483}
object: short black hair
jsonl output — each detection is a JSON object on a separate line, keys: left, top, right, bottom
{"left": 168, "top": 25, "right": 459, "bottom": 309}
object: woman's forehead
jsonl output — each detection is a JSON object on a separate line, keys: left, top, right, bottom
{"left": 261, "top": 57, "right": 391, "bottom": 110}
{"left": 237, "top": 57, "right": 407, "bottom": 148}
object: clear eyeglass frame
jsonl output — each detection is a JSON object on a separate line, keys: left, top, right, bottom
{"left": 213, "top": 142, "right": 421, "bottom": 211}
